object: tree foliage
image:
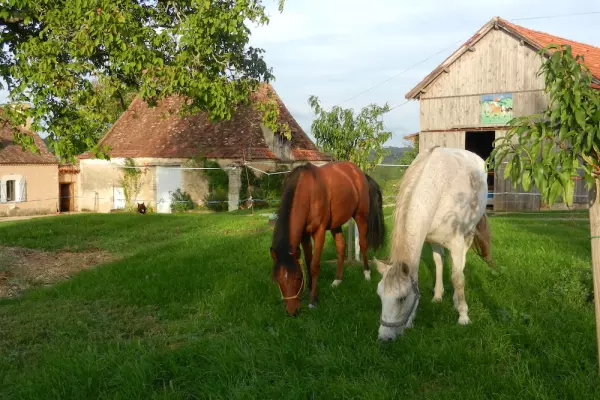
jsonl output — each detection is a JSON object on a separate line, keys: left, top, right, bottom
{"left": 308, "top": 95, "right": 392, "bottom": 172}
{"left": 0, "top": 0, "right": 287, "bottom": 161}
{"left": 490, "top": 44, "right": 600, "bottom": 207}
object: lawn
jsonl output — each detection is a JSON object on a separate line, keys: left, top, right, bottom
{"left": 0, "top": 209, "right": 599, "bottom": 399}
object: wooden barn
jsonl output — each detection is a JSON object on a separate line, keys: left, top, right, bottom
{"left": 405, "top": 16, "right": 600, "bottom": 211}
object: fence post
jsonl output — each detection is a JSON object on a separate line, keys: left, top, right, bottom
{"left": 347, "top": 220, "right": 353, "bottom": 261}
{"left": 354, "top": 221, "right": 360, "bottom": 261}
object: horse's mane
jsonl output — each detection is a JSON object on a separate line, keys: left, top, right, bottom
{"left": 271, "top": 163, "right": 317, "bottom": 276}
{"left": 388, "top": 147, "right": 437, "bottom": 268}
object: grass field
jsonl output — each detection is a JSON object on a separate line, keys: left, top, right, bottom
{"left": 0, "top": 209, "right": 599, "bottom": 399}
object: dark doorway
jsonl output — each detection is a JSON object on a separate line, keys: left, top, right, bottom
{"left": 59, "top": 183, "right": 73, "bottom": 212}
{"left": 465, "top": 131, "right": 495, "bottom": 207}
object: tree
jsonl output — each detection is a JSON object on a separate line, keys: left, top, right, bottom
{"left": 0, "top": 0, "right": 286, "bottom": 161}
{"left": 489, "top": 44, "right": 600, "bottom": 373}
{"left": 308, "top": 95, "right": 392, "bottom": 172}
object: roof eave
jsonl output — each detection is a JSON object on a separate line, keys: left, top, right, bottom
{"left": 404, "top": 18, "right": 498, "bottom": 100}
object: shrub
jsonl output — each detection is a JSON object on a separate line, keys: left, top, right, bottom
{"left": 204, "top": 188, "right": 229, "bottom": 212}
{"left": 170, "top": 189, "right": 196, "bottom": 213}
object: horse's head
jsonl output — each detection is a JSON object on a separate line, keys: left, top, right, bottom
{"left": 271, "top": 247, "right": 304, "bottom": 316}
{"left": 137, "top": 202, "right": 147, "bottom": 214}
{"left": 373, "top": 258, "right": 420, "bottom": 341}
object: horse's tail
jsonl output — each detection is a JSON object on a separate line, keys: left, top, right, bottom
{"left": 365, "top": 174, "right": 386, "bottom": 250}
{"left": 471, "top": 214, "right": 493, "bottom": 267}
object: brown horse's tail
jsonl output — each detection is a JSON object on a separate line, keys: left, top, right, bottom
{"left": 365, "top": 174, "right": 386, "bottom": 250}
{"left": 471, "top": 214, "right": 493, "bottom": 267}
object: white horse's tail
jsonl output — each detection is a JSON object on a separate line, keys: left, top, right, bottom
{"left": 471, "top": 214, "right": 493, "bottom": 267}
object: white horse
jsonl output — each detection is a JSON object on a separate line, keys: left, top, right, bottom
{"left": 373, "top": 146, "right": 492, "bottom": 341}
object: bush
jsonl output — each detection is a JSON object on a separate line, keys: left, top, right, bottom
{"left": 204, "top": 188, "right": 229, "bottom": 212}
{"left": 170, "top": 189, "right": 196, "bottom": 213}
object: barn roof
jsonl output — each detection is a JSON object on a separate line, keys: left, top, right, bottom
{"left": 406, "top": 17, "right": 600, "bottom": 99}
{"left": 0, "top": 115, "right": 58, "bottom": 165}
{"left": 78, "top": 84, "right": 330, "bottom": 162}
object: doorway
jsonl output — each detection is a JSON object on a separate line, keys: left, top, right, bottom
{"left": 465, "top": 131, "right": 495, "bottom": 207}
{"left": 59, "top": 183, "right": 74, "bottom": 212}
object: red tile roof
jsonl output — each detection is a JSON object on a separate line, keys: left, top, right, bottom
{"left": 406, "top": 17, "right": 600, "bottom": 99}
{"left": 0, "top": 118, "right": 58, "bottom": 165}
{"left": 79, "top": 84, "right": 330, "bottom": 162}
{"left": 499, "top": 18, "right": 600, "bottom": 82}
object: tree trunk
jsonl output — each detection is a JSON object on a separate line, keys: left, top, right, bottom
{"left": 588, "top": 179, "right": 600, "bottom": 374}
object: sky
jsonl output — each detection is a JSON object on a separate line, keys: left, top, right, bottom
{"left": 1, "top": 1, "right": 599, "bottom": 148}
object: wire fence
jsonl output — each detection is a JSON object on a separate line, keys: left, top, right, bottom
{"left": 1, "top": 160, "right": 591, "bottom": 215}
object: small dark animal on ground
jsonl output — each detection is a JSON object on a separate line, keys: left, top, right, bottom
{"left": 137, "top": 203, "right": 147, "bottom": 214}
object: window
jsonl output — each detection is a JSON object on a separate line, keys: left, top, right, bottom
{"left": 6, "top": 180, "right": 15, "bottom": 202}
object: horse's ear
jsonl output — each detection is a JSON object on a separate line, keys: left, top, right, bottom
{"left": 270, "top": 247, "right": 277, "bottom": 262}
{"left": 373, "top": 258, "right": 390, "bottom": 275}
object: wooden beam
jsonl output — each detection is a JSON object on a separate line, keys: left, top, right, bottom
{"left": 467, "top": 46, "right": 476, "bottom": 52}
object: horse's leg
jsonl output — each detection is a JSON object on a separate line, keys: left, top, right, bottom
{"left": 301, "top": 233, "right": 313, "bottom": 290}
{"left": 450, "top": 237, "right": 473, "bottom": 325}
{"left": 309, "top": 228, "right": 326, "bottom": 308}
{"left": 354, "top": 215, "right": 371, "bottom": 281}
{"left": 331, "top": 227, "right": 345, "bottom": 288}
{"left": 431, "top": 244, "right": 445, "bottom": 302}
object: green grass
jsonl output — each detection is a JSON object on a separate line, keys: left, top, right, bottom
{"left": 0, "top": 209, "right": 599, "bottom": 399}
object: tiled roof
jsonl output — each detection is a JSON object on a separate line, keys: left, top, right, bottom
{"left": 0, "top": 118, "right": 58, "bottom": 165}
{"left": 79, "top": 84, "right": 330, "bottom": 162}
{"left": 406, "top": 17, "right": 600, "bottom": 99}
{"left": 499, "top": 18, "right": 600, "bottom": 82}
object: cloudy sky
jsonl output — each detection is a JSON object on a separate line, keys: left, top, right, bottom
{"left": 1, "top": 2, "right": 598, "bottom": 148}
{"left": 249, "top": 0, "right": 600, "bottom": 147}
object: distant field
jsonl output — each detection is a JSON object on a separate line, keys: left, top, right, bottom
{"left": 0, "top": 209, "right": 598, "bottom": 399}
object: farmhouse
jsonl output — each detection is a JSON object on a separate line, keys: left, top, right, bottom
{"left": 0, "top": 114, "right": 59, "bottom": 216}
{"left": 405, "top": 16, "right": 600, "bottom": 211}
{"left": 77, "top": 84, "right": 330, "bottom": 213}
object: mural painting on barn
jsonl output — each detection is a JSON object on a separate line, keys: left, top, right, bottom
{"left": 480, "top": 93, "right": 513, "bottom": 124}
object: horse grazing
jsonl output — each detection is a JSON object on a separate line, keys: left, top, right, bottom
{"left": 373, "top": 147, "right": 492, "bottom": 341}
{"left": 270, "top": 161, "right": 386, "bottom": 316}
{"left": 137, "top": 203, "right": 147, "bottom": 214}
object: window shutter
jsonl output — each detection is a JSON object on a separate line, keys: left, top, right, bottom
{"left": 0, "top": 180, "right": 6, "bottom": 203}
{"left": 18, "top": 178, "right": 27, "bottom": 202}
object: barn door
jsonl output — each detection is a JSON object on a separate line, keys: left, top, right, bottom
{"left": 155, "top": 166, "right": 182, "bottom": 213}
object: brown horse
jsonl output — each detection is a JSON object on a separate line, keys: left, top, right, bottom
{"left": 270, "top": 161, "right": 386, "bottom": 316}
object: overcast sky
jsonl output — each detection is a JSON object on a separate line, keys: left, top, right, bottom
{"left": 1, "top": 2, "right": 598, "bottom": 148}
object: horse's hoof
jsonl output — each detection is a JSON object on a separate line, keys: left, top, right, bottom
{"left": 363, "top": 270, "right": 371, "bottom": 281}
{"left": 331, "top": 279, "right": 342, "bottom": 288}
{"left": 458, "top": 315, "right": 471, "bottom": 325}
{"left": 432, "top": 297, "right": 443, "bottom": 303}
{"left": 308, "top": 303, "right": 317, "bottom": 309}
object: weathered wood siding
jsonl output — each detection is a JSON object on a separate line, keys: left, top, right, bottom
{"left": 419, "top": 28, "right": 549, "bottom": 132}
{"left": 419, "top": 131, "right": 465, "bottom": 152}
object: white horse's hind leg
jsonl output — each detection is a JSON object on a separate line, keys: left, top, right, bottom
{"left": 450, "top": 238, "right": 472, "bottom": 325}
{"left": 431, "top": 245, "right": 444, "bottom": 302}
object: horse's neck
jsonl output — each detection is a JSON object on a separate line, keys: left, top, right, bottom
{"left": 390, "top": 165, "right": 442, "bottom": 275}
{"left": 287, "top": 176, "right": 313, "bottom": 251}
